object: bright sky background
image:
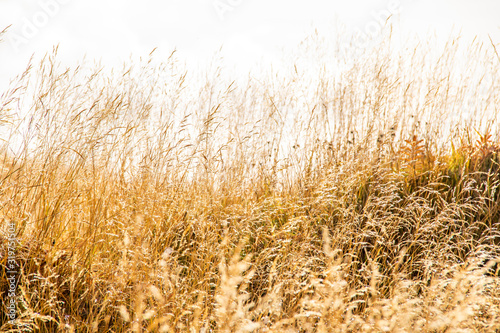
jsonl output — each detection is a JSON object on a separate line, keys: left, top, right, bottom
{"left": 0, "top": 0, "right": 499, "bottom": 91}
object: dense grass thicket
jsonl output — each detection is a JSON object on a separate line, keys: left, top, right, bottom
{"left": 1, "top": 33, "right": 500, "bottom": 332}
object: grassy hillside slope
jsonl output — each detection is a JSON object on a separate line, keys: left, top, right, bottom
{"left": 1, "top": 36, "right": 500, "bottom": 332}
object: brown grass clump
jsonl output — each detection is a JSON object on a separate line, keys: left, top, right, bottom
{"left": 1, "top": 34, "right": 500, "bottom": 332}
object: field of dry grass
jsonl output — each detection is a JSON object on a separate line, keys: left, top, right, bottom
{"left": 1, "top": 34, "right": 500, "bottom": 332}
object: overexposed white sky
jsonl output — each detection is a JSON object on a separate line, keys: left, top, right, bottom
{"left": 0, "top": 0, "right": 499, "bottom": 91}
